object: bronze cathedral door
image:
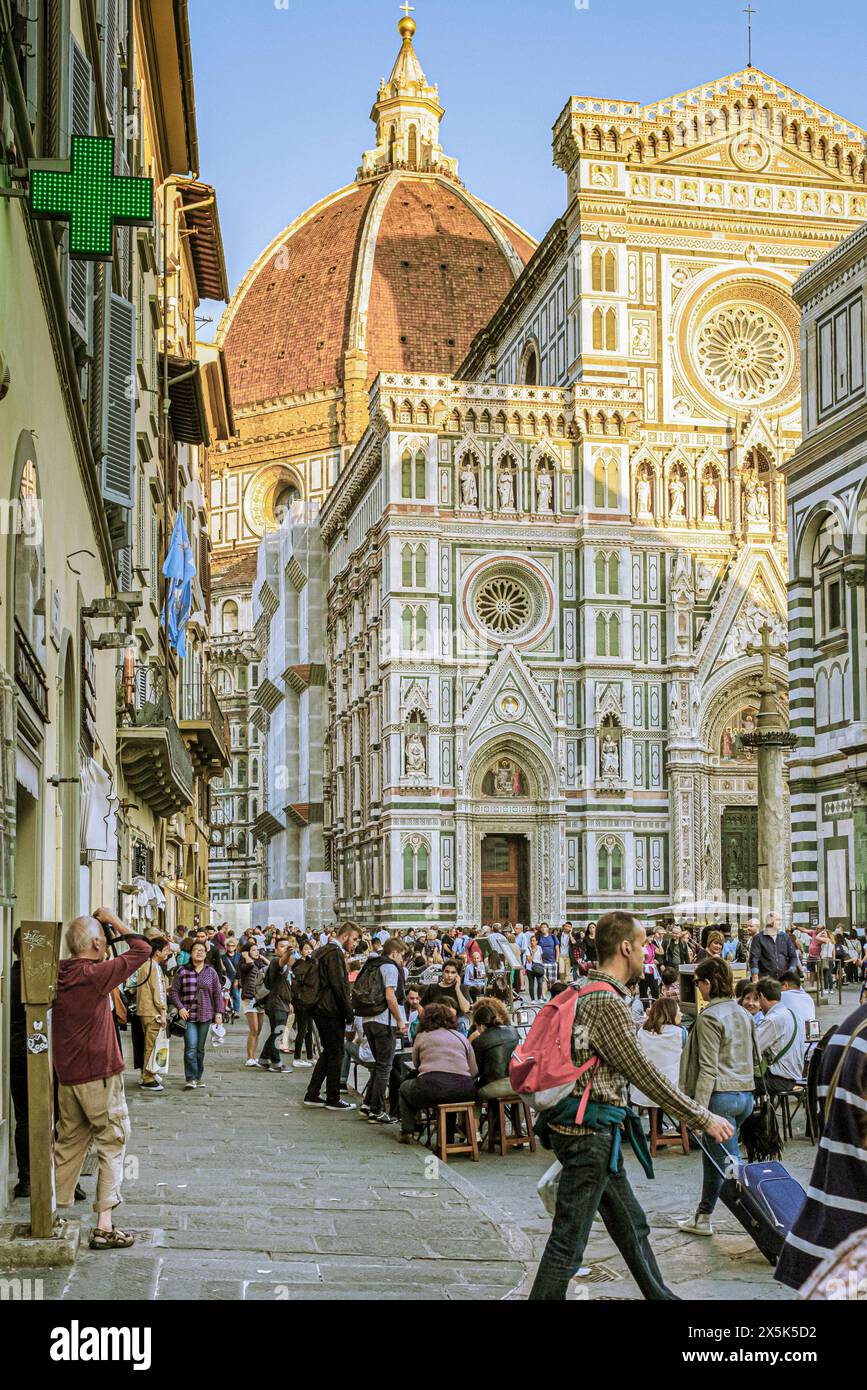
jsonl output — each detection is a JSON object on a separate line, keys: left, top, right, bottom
{"left": 721, "top": 806, "right": 759, "bottom": 900}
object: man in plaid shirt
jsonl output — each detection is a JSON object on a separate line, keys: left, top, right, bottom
{"left": 529, "top": 911, "right": 733, "bottom": 1300}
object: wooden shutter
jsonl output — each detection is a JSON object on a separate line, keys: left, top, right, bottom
{"left": 42, "top": 0, "right": 64, "bottom": 157}
{"left": 67, "top": 37, "right": 93, "bottom": 345}
{"left": 102, "top": 294, "right": 136, "bottom": 507}
{"left": 101, "top": 0, "right": 118, "bottom": 130}
{"left": 118, "top": 545, "right": 133, "bottom": 591}
{"left": 89, "top": 262, "right": 113, "bottom": 461}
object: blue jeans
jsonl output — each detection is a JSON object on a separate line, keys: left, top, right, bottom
{"left": 183, "top": 1021, "right": 209, "bottom": 1082}
{"left": 698, "top": 1090, "right": 754, "bottom": 1215}
{"left": 529, "top": 1129, "right": 678, "bottom": 1300}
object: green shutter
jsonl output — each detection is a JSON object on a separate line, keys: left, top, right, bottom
{"left": 102, "top": 294, "right": 136, "bottom": 507}
{"left": 401, "top": 453, "right": 412, "bottom": 497}
{"left": 610, "top": 614, "right": 620, "bottom": 657}
{"left": 415, "top": 451, "right": 426, "bottom": 498}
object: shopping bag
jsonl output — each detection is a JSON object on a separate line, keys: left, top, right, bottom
{"left": 278, "top": 1022, "right": 292, "bottom": 1053}
{"left": 537, "top": 1159, "right": 562, "bottom": 1217}
{"left": 146, "top": 1028, "right": 170, "bottom": 1076}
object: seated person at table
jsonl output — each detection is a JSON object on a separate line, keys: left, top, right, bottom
{"left": 630, "top": 998, "right": 685, "bottom": 1110}
{"left": 735, "top": 978, "right": 761, "bottom": 1015}
{"left": 469, "top": 998, "right": 519, "bottom": 1101}
{"left": 659, "top": 966, "right": 680, "bottom": 1000}
{"left": 755, "top": 978, "right": 803, "bottom": 1094}
{"left": 397, "top": 1004, "right": 478, "bottom": 1142}
{"left": 421, "top": 960, "right": 472, "bottom": 1029}
{"left": 463, "top": 955, "right": 488, "bottom": 995}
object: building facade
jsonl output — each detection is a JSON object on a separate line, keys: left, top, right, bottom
{"left": 307, "top": 66, "right": 867, "bottom": 930}
{"left": 786, "top": 221, "right": 867, "bottom": 929}
{"left": 208, "top": 15, "right": 536, "bottom": 916}
{"left": 0, "top": 0, "right": 230, "bottom": 1195}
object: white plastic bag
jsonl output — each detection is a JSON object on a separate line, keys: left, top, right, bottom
{"left": 278, "top": 1022, "right": 292, "bottom": 1053}
{"left": 146, "top": 1028, "right": 170, "bottom": 1076}
{"left": 537, "top": 1159, "right": 562, "bottom": 1217}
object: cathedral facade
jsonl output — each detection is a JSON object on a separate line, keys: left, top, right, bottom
{"left": 306, "top": 65, "right": 867, "bottom": 929}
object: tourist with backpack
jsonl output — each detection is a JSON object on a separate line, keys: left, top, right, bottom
{"left": 353, "top": 938, "right": 407, "bottom": 1124}
{"left": 519, "top": 911, "right": 734, "bottom": 1300}
{"left": 302, "top": 921, "right": 361, "bottom": 1112}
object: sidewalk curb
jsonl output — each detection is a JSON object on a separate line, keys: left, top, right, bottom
{"left": 431, "top": 1159, "right": 536, "bottom": 1299}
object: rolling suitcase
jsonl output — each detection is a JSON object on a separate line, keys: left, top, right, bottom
{"left": 693, "top": 1138, "right": 807, "bottom": 1264}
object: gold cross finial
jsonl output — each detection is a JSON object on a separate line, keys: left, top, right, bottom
{"left": 398, "top": 2, "right": 416, "bottom": 39}
{"left": 401, "top": 2, "right": 415, "bottom": 18}
{"left": 744, "top": 5, "right": 757, "bottom": 66}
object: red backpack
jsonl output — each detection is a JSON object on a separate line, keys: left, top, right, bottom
{"left": 509, "top": 981, "right": 618, "bottom": 1112}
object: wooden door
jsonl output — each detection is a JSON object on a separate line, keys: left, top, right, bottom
{"left": 481, "top": 835, "right": 524, "bottom": 926}
{"left": 721, "top": 806, "right": 759, "bottom": 898}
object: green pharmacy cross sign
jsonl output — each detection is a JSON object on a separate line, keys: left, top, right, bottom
{"left": 30, "top": 135, "right": 153, "bottom": 260}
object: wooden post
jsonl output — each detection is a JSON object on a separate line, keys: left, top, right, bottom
{"left": 18, "top": 920, "right": 62, "bottom": 1239}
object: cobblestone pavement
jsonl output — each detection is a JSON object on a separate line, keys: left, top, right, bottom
{"left": 1, "top": 987, "right": 858, "bottom": 1301}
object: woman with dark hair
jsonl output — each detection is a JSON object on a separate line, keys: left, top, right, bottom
{"left": 168, "top": 940, "right": 224, "bottom": 1091}
{"left": 469, "top": 997, "right": 519, "bottom": 1100}
{"left": 290, "top": 939, "right": 317, "bottom": 1069}
{"left": 677, "top": 956, "right": 755, "bottom": 1236}
{"left": 523, "top": 933, "right": 544, "bottom": 1001}
{"left": 397, "top": 1003, "right": 478, "bottom": 1143}
{"left": 237, "top": 942, "right": 266, "bottom": 1067}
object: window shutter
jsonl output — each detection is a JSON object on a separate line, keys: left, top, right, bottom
{"left": 42, "top": 0, "right": 66, "bottom": 157}
{"left": 136, "top": 468, "right": 146, "bottom": 567}
{"left": 150, "top": 514, "right": 159, "bottom": 605}
{"left": 89, "top": 262, "right": 113, "bottom": 461}
{"left": 118, "top": 545, "right": 133, "bottom": 591}
{"left": 102, "top": 294, "right": 136, "bottom": 507}
{"left": 102, "top": 0, "right": 118, "bottom": 130}
{"left": 66, "top": 38, "right": 93, "bottom": 345}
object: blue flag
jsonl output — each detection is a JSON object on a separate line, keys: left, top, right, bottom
{"left": 161, "top": 513, "right": 196, "bottom": 659}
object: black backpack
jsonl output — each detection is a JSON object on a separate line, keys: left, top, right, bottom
{"left": 292, "top": 956, "right": 323, "bottom": 1010}
{"left": 351, "top": 956, "right": 388, "bottom": 1018}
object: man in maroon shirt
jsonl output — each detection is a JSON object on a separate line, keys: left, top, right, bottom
{"left": 53, "top": 907, "right": 150, "bottom": 1250}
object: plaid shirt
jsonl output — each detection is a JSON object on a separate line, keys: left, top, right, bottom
{"left": 550, "top": 970, "right": 713, "bottom": 1136}
{"left": 168, "top": 964, "right": 223, "bottom": 1023}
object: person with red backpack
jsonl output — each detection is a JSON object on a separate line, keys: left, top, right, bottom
{"left": 522, "top": 911, "right": 734, "bottom": 1301}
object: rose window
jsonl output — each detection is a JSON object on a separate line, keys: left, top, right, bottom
{"left": 475, "top": 576, "right": 532, "bottom": 635}
{"left": 695, "top": 305, "right": 789, "bottom": 406}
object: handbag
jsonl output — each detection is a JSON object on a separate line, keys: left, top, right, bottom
{"left": 278, "top": 1021, "right": 292, "bottom": 1053}
{"left": 168, "top": 970, "right": 206, "bottom": 1036}
{"left": 741, "top": 1033, "right": 783, "bottom": 1162}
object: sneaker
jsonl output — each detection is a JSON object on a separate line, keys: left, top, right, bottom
{"left": 325, "top": 1100, "right": 356, "bottom": 1112}
{"left": 184, "top": 1080, "right": 197, "bottom": 1090}
{"left": 677, "top": 1211, "right": 714, "bottom": 1236}
{"left": 368, "top": 1111, "right": 397, "bottom": 1125}
{"left": 140, "top": 1080, "right": 164, "bottom": 1091}
{"left": 339, "top": 1084, "right": 349, "bottom": 1093}
{"left": 270, "top": 1063, "right": 286, "bottom": 1073}
{"left": 245, "top": 1058, "right": 260, "bottom": 1068}
{"left": 13, "top": 1180, "right": 30, "bottom": 1199}
{"left": 293, "top": 1059, "right": 313, "bottom": 1069}
{"left": 303, "top": 1097, "right": 326, "bottom": 1107}
{"left": 256, "top": 1059, "right": 271, "bottom": 1070}
{"left": 195, "top": 1079, "right": 206, "bottom": 1089}
{"left": 359, "top": 1104, "right": 372, "bottom": 1117}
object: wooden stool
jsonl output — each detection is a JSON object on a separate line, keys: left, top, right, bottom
{"left": 485, "top": 1097, "right": 537, "bottom": 1156}
{"left": 648, "top": 1108, "right": 690, "bottom": 1156}
{"left": 435, "top": 1102, "right": 479, "bottom": 1162}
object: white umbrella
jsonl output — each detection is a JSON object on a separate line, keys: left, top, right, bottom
{"left": 642, "top": 898, "right": 756, "bottom": 920}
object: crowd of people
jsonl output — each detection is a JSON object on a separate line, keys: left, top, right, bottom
{"left": 9, "top": 902, "right": 866, "bottom": 1296}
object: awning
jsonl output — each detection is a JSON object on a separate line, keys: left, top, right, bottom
{"left": 178, "top": 181, "right": 230, "bottom": 302}
{"left": 16, "top": 745, "right": 39, "bottom": 798}
{"left": 163, "top": 354, "right": 210, "bottom": 445}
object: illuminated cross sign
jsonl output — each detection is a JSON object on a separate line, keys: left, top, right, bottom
{"left": 30, "top": 135, "right": 153, "bottom": 261}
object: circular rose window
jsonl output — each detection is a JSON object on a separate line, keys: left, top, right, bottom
{"left": 696, "top": 305, "right": 789, "bottom": 406}
{"left": 475, "top": 576, "right": 532, "bottom": 634}
{"left": 464, "top": 559, "right": 553, "bottom": 647}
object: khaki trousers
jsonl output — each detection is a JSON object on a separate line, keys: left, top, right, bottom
{"left": 55, "top": 1073, "right": 130, "bottom": 1214}
{"left": 140, "top": 1017, "right": 163, "bottom": 1083}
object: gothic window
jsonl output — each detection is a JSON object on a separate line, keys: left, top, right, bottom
{"left": 402, "top": 544, "right": 413, "bottom": 587}
{"left": 596, "top": 612, "right": 620, "bottom": 657}
{"left": 812, "top": 513, "right": 846, "bottom": 641}
{"left": 222, "top": 600, "right": 239, "bottom": 635}
{"left": 605, "top": 308, "right": 617, "bottom": 351}
{"left": 592, "top": 250, "right": 603, "bottom": 292}
{"left": 214, "top": 667, "right": 232, "bottom": 697}
{"left": 237, "top": 831, "right": 247, "bottom": 855}
{"left": 415, "top": 545, "right": 427, "bottom": 587}
{"left": 598, "top": 839, "right": 624, "bottom": 891}
{"left": 251, "top": 757, "right": 259, "bottom": 785}
{"left": 408, "top": 124, "right": 418, "bottom": 167}
{"left": 402, "top": 837, "right": 429, "bottom": 891}
{"left": 592, "top": 307, "right": 604, "bottom": 350}
{"left": 401, "top": 448, "right": 427, "bottom": 499}
{"left": 522, "top": 347, "right": 538, "bottom": 385}
{"left": 401, "top": 543, "right": 427, "bottom": 588}
{"left": 594, "top": 453, "right": 619, "bottom": 508}
{"left": 595, "top": 552, "right": 619, "bottom": 594}
{"left": 401, "top": 604, "right": 427, "bottom": 653}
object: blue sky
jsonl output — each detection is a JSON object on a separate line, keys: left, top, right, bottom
{"left": 189, "top": 0, "right": 867, "bottom": 329}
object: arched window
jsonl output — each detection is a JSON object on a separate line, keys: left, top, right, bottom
{"left": 408, "top": 124, "right": 418, "bottom": 166}
{"left": 592, "top": 307, "right": 604, "bottom": 350}
{"left": 401, "top": 451, "right": 412, "bottom": 497}
{"left": 595, "top": 552, "right": 620, "bottom": 594}
{"left": 523, "top": 348, "right": 538, "bottom": 385}
{"left": 594, "top": 454, "right": 619, "bottom": 509}
{"left": 401, "top": 448, "right": 427, "bottom": 499}
{"left": 591, "top": 249, "right": 603, "bottom": 292}
{"left": 402, "top": 544, "right": 414, "bottom": 587}
{"left": 402, "top": 837, "right": 430, "bottom": 891}
{"left": 608, "top": 554, "right": 619, "bottom": 594}
{"left": 595, "top": 552, "right": 607, "bottom": 593}
{"left": 812, "top": 513, "right": 846, "bottom": 640}
{"left": 251, "top": 758, "right": 259, "bottom": 784}
{"left": 596, "top": 612, "right": 607, "bottom": 655}
{"left": 605, "top": 308, "right": 617, "bottom": 351}
{"left": 237, "top": 831, "right": 247, "bottom": 855}
{"left": 598, "top": 839, "right": 624, "bottom": 891}
{"left": 604, "top": 251, "right": 616, "bottom": 292}
{"left": 596, "top": 612, "right": 620, "bottom": 657}
{"left": 222, "top": 600, "right": 239, "bottom": 635}
{"left": 415, "top": 545, "right": 426, "bottom": 588}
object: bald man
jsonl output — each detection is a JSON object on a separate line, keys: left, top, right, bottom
{"left": 53, "top": 907, "right": 150, "bottom": 1250}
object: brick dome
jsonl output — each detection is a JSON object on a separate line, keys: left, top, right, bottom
{"left": 219, "top": 172, "right": 535, "bottom": 413}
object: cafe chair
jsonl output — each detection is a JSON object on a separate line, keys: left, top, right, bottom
{"left": 435, "top": 1102, "right": 480, "bottom": 1162}
{"left": 483, "top": 1096, "right": 536, "bottom": 1156}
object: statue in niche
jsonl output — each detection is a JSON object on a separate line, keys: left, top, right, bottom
{"left": 702, "top": 475, "right": 719, "bottom": 520}
{"left": 536, "top": 468, "right": 553, "bottom": 513}
{"left": 405, "top": 730, "right": 427, "bottom": 775}
{"left": 483, "top": 758, "right": 526, "bottom": 798}
{"left": 497, "top": 466, "right": 515, "bottom": 511}
{"left": 600, "top": 733, "right": 620, "bottom": 779}
{"left": 636, "top": 471, "right": 653, "bottom": 517}
{"left": 743, "top": 471, "right": 769, "bottom": 524}
{"left": 668, "top": 472, "right": 686, "bottom": 521}
{"left": 460, "top": 462, "right": 478, "bottom": 508}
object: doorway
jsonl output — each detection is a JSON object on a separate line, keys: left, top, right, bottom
{"left": 721, "top": 806, "right": 759, "bottom": 898}
{"left": 480, "top": 833, "right": 529, "bottom": 927}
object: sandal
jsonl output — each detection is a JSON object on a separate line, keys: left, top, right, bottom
{"left": 89, "top": 1227, "right": 135, "bottom": 1250}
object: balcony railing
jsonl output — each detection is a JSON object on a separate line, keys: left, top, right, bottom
{"left": 178, "top": 677, "right": 230, "bottom": 775}
{"left": 116, "top": 660, "right": 193, "bottom": 816}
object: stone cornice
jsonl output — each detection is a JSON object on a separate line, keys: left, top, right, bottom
{"left": 793, "top": 222, "right": 867, "bottom": 301}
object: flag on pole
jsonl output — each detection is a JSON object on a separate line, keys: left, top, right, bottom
{"left": 161, "top": 513, "right": 196, "bottom": 658}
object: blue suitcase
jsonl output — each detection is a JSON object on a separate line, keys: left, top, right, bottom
{"left": 694, "top": 1140, "right": 807, "bottom": 1264}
